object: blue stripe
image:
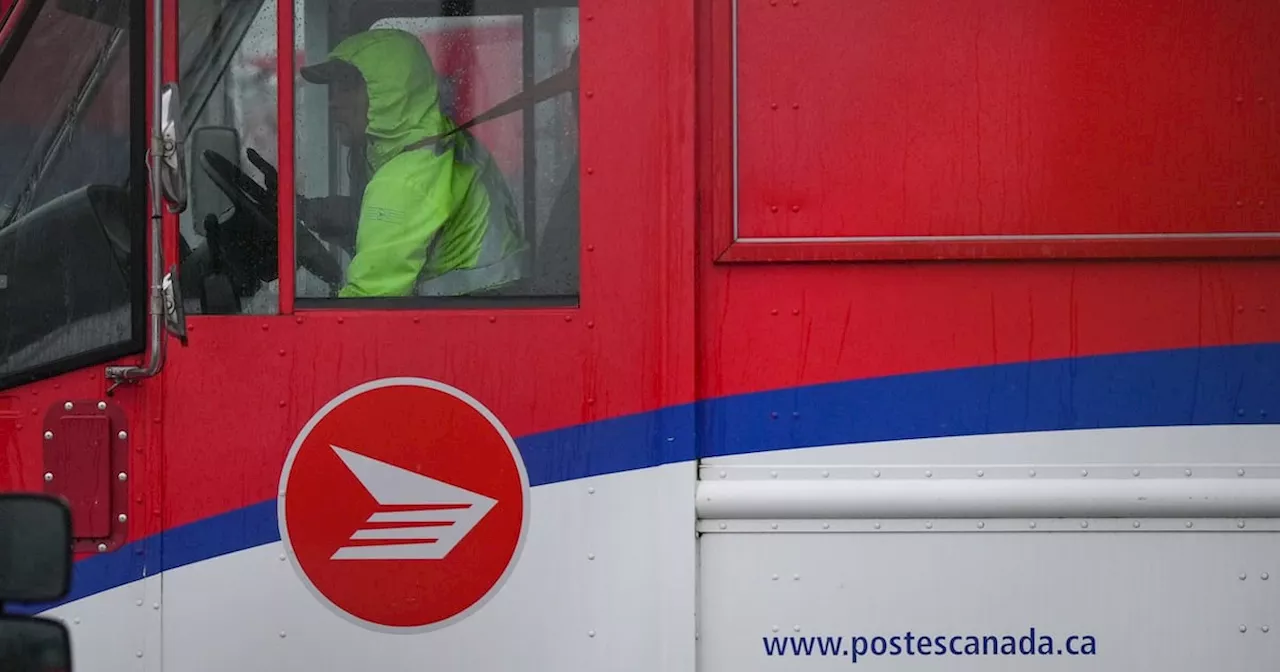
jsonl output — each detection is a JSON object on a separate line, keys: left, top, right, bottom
{"left": 16, "top": 343, "right": 1280, "bottom": 614}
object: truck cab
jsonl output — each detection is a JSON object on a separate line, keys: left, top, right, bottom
{"left": 2, "top": 0, "right": 1280, "bottom": 670}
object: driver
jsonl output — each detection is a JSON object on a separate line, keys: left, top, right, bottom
{"left": 298, "top": 28, "right": 525, "bottom": 298}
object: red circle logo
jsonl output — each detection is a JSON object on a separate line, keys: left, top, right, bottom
{"left": 278, "top": 378, "right": 530, "bottom": 632}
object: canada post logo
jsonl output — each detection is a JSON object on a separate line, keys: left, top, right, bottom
{"left": 278, "top": 378, "right": 531, "bottom": 633}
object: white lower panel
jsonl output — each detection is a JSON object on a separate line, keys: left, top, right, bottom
{"left": 697, "top": 531, "right": 1280, "bottom": 670}
{"left": 43, "top": 574, "right": 162, "bottom": 672}
{"left": 159, "top": 463, "right": 695, "bottom": 672}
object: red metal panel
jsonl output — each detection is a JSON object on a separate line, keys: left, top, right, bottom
{"left": 724, "top": 0, "right": 1280, "bottom": 261}
{"left": 41, "top": 400, "right": 130, "bottom": 552}
{"left": 276, "top": 0, "right": 295, "bottom": 314}
{"left": 697, "top": 0, "right": 1280, "bottom": 401}
{"left": 151, "top": 0, "right": 697, "bottom": 532}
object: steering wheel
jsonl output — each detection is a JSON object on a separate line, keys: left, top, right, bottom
{"left": 197, "top": 149, "right": 346, "bottom": 289}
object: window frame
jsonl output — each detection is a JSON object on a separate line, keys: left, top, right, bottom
{"left": 287, "top": 0, "right": 582, "bottom": 312}
{"left": 0, "top": 0, "right": 149, "bottom": 392}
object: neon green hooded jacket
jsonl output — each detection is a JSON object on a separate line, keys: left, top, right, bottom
{"left": 317, "top": 29, "right": 521, "bottom": 297}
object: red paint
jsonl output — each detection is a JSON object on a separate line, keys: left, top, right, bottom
{"left": 276, "top": 0, "right": 295, "bottom": 312}
{"left": 0, "top": 0, "right": 1277, "bottom": 577}
{"left": 723, "top": 0, "right": 1280, "bottom": 260}
{"left": 279, "top": 379, "right": 527, "bottom": 630}
{"left": 41, "top": 401, "right": 130, "bottom": 552}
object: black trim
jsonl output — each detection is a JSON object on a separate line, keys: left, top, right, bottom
{"left": 0, "top": 0, "right": 148, "bottom": 392}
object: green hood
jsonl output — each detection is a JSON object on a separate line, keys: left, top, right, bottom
{"left": 324, "top": 29, "right": 453, "bottom": 173}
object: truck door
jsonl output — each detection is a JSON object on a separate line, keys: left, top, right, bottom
{"left": 155, "top": 0, "right": 695, "bottom": 668}
{"left": 0, "top": 0, "right": 163, "bottom": 667}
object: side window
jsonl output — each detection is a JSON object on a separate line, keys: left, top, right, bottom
{"left": 0, "top": 0, "right": 143, "bottom": 387}
{"left": 292, "top": 0, "right": 579, "bottom": 306}
{"left": 175, "top": 0, "right": 282, "bottom": 315}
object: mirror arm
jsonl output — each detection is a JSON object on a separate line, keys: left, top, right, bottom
{"left": 107, "top": 0, "right": 178, "bottom": 393}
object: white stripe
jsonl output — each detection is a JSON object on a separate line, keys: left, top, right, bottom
{"left": 367, "top": 509, "right": 468, "bottom": 523}
{"left": 349, "top": 526, "right": 445, "bottom": 540}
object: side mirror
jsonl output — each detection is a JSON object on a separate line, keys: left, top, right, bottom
{"left": 0, "top": 494, "right": 73, "bottom": 672}
{"left": 0, "top": 494, "right": 71, "bottom": 602}
{"left": 187, "top": 126, "right": 240, "bottom": 236}
{"left": 0, "top": 615, "right": 71, "bottom": 672}
{"left": 158, "top": 83, "right": 189, "bottom": 214}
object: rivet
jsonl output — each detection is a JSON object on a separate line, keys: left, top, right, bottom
{"left": 98, "top": 401, "right": 107, "bottom": 410}
{"left": 791, "top": 102, "right": 799, "bottom": 109}
{"left": 977, "top": 521, "right": 985, "bottom": 529}
{"left": 771, "top": 523, "right": 778, "bottom": 530}
{"left": 1240, "top": 625, "right": 1247, "bottom": 633}
{"left": 770, "top": 470, "right": 778, "bottom": 478}
{"left": 1133, "top": 521, "right": 1141, "bottom": 528}
{"left": 1080, "top": 521, "right": 1089, "bottom": 529}
{"left": 337, "top": 317, "right": 344, "bottom": 324}
{"left": 44, "top": 472, "right": 53, "bottom": 482}
{"left": 1263, "top": 625, "right": 1271, "bottom": 634}
{"left": 821, "top": 470, "right": 830, "bottom": 478}
{"left": 586, "top": 167, "right": 594, "bottom": 175}
{"left": 1081, "top": 469, "right": 1088, "bottom": 477}
{"left": 279, "top": 400, "right": 286, "bottom": 407}
{"left": 1238, "top": 469, "right": 1246, "bottom": 477}
{"left": 822, "top": 522, "right": 830, "bottom": 529}
{"left": 97, "top": 543, "right": 107, "bottom": 552}
{"left": 587, "top": 552, "right": 595, "bottom": 560}
{"left": 718, "top": 470, "right": 726, "bottom": 479}
{"left": 1185, "top": 469, "right": 1193, "bottom": 477}
{"left": 1236, "top": 96, "right": 1245, "bottom": 103}
{"left": 1029, "top": 521, "right": 1037, "bottom": 529}
{"left": 261, "top": 323, "right": 268, "bottom": 331}
{"left": 772, "top": 626, "right": 779, "bottom": 632}
{"left": 279, "top": 554, "right": 286, "bottom": 561}
{"left": 1185, "top": 521, "right": 1194, "bottom": 528}
{"left": 976, "top": 469, "right": 984, "bottom": 477}
{"left": 588, "top": 630, "right": 595, "bottom": 638}
{"left": 587, "top": 397, "right": 595, "bottom": 405}
{"left": 279, "top": 631, "right": 286, "bottom": 639}
{"left": 790, "top": 205, "right": 800, "bottom": 213}
{"left": 118, "top": 514, "right": 127, "bottom": 523}
{"left": 278, "top": 349, "right": 286, "bottom": 356}
{"left": 1132, "top": 469, "right": 1141, "bottom": 477}
{"left": 118, "top": 430, "right": 127, "bottom": 440}
{"left": 488, "top": 316, "right": 497, "bottom": 323}
{"left": 153, "top": 603, "right": 159, "bottom": 610}
{"left": 564, "top": 315, "right": 573, "bottom": 322}
{"left": 873, "top": 522, "right": 881, "bottom": 530}
{"left": 925, "top": 470, "right": 933, "bottom": 478}
{"left": 769, "top": 204, "right": 779, "bottom": 211}
{"left": 770, "top": 104, "right": 778, "bottom": 110}
{"left": 135, "top": 599, "right": 142, "bottom": 606}
{"left": 1240, "top": 573, "right": 1247, "bottom": 580}
{"left": 718, "top": 522, "right": 727, "bottom": 530}
{"left": 925, "top": 521, "right": 933, "bottom": 529}
{"left": 44, "top": 431, "right": 53, "bottom": 440}
{"left": 63, "top": 402, "right": 73, "bottom": 410}
{"left": 872, "top": 470, "right": 880, "bottom": 478}
{"left": 73, "top": 618, "right": 80, "bottom": 624}
{"left": 1028, "top": 469, "right": 1036, "bottom": 477}
{"left": 295, "top": 316, "right": 303, "bottom": 324}
{"left": 1262, "top": 572, "right": 1270, "bottom": 580}
{"left": 136, "top": 651, "right": 143, "bottom": 658}
{"left": 587, "top": 321, "right": 595, "bottom": 329}
{"left": 118, "top": 472, "right": 127, "bottom": 481}
{"left": 793, "top": 625, "right": 800, "bottom": 632}
{"left": 586, "top": 245, "right": 594, "bottom": 252}
{"left": 772, "top": 574, "right": 778, "bottom": 581}
{"left": 791, "top": 308, "right": 799, "bottom": 316}
{"left": 587, "top": 487, "right": 595, "bottom": 494}
{"left": 770, "top": 412, "right": 778, "bottom": 419}
{"left": 793, "top": 574, "right": 799, "bottom": 581}
{"left": 585, "top": 90, "right": 594, "bottom": 98}
{"left": 1238, "top": 520, "right": 1247, "bottom": 529}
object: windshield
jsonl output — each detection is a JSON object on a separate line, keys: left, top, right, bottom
{"left": 0, "top": 0, "right": 131, "bottom": 231}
